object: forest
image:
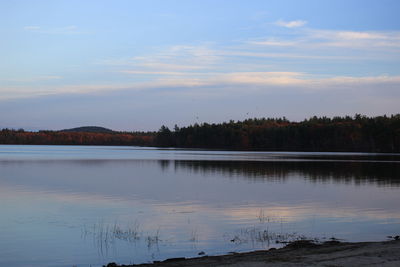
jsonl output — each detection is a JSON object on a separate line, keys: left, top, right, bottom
{"left": 1, "top": 114, "right": 399, "bottom": 152}
{"left": 0, "top": 129, "right": 154, "bottom": 146}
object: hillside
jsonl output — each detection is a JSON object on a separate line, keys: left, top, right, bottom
{"left": 60, "top": 126, "right": 114, "bottom": 133}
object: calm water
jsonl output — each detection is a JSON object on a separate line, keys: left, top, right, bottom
{"left": 0, "top": 145, "right": 399, "bottom": 267}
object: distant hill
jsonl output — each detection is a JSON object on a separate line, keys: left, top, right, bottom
{"left": 60, "top": 126, "right": 115, "bottom": 133}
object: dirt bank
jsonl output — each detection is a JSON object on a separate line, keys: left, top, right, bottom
{"left": 105, "top": 240, "right": 400, "bottom": 267}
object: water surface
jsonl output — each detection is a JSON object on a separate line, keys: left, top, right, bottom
{"left": 0, "top": 145, "right": 399, "bottom": 267}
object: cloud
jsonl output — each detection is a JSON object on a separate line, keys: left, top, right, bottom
{"left": 313, "top": 75, "right": 400, "bottom": 87}
{"left": 219, "top": 50, "right": 357, "bottom": 60}
{"left": 275, "top": 20, "right": 307, "bottom": 28}
{"left": 203, "top": 73, "right": 400, "bottom": 92}
{"left": 336, "top": 31, "right": 388, "bottom": 40}
{"left": 0, "top": 84, "right": 134, "bottom": 100}
{"left": 2, "top": 76, "right": 63, "bottom": 83}
{"left": 100, "top": 45, "right": 220, "bottom": 72}
{"left": 137, "top": 62, "right": 207, "bottom": 71}
{"left": 307, "top": 30, "right": 400, "bottom": 48}
{"left": 148, "top": 45, "right": 221, "bottom": 67}
{"left": 250, "top": 28, "right": 400, "bottom": 50}
{"left": 119, "top": 70, "right": 200, "bottom": 76}
{"left": 309, "top": 30, "right": 392, "bottom": 41}
{"left": 102, "top": 31, "right": 400, "bottom": 89}
{"left": 207, "top": 72, "right": 307, "bottom": 86}
{"left": 23, "top": 25, "right": 81, "bottom": 34}
{"left": 248, "top": 39, "right": 298, "bottom": 46}
{"left": 11, "top": 25, "right": 400, "bottom": 104}
{"left": 39, "top": 75, "right": 63, "bottom": 80}
{"left": 2, "top": 73, "right": 399, "bottom": 101}
{"left": 23, "top": 26, "right": 41, "bottom": 31}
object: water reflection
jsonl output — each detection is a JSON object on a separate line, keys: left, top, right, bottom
{"left": 170, "top": 160, "right": 400, "bottom": 186}
{"left": 1, "top": 146, "right": 400, "bottom": 267}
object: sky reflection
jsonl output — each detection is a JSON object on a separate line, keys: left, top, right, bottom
{"left": 0, "top": 146, "right": 399, "bottom": 266}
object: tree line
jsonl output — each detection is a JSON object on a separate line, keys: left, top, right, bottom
{"left": 0, "top": 129, "right": 154, "bottom": 146}
{"left": 155, "top": 114, "right": 400, "bottom": 152}
{"left": 1, "top": 114, "right": 399, "bottom": 152}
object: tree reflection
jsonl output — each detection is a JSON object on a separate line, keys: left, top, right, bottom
{"left": 166, "top": 160, "right": 400, "bottom": 186}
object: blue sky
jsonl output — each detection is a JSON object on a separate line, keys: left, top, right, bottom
{"left": 1, "top": 0, "right": 400, "bottom": 130}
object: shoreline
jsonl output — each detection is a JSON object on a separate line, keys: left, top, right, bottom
{"left": 105, "top": 239, "right": 400, "bottom": 267}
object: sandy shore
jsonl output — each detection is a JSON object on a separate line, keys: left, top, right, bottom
{"left": 105, "top": 240, "right": 400, "bottom": 267}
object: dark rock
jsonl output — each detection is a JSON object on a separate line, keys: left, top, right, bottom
{"left": 163, "top": 257, "right": 186, "bottom": 262}
{"left": 285, "top": 240, "right": 318, "bottom": 248}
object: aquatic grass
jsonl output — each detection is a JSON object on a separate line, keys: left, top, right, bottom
{"left": 83, "top": 221, "right": 168, "bottom": 255}
{"left": 83, "top": 217, "right": 319, "bottom": 258}
{"left": 256, "top": 210, "right": 289, "bottom": 225}
{"left": 82, "top": 220, "right": 144, "bottom": 256}
{"left": 146, "top": 228, "right": 161, "bottom": 249}
{"left": 111, "top": 220, "right": 141, "bottom": 241}
{"left": 258, "top": 209, "right": 269, "bottom": 223}
{"left": 189, "top": 228, "right": 198, "bottom": 242}
{"left": 229, "top": 225, "right": 312, "bottom": 246}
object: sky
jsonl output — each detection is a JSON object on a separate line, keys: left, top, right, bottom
{"left": 1, "top": 0, "right": 400, "bottom": 131}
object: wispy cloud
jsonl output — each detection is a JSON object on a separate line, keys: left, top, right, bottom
{"left": 1, "top": 75, "right": 63, "bottom": 83}
{"left": 1, "top": 71, "right": 400, "bottom": 102}
{"left": 251, "top": 28, "right": 400, "bottom": 49}
{"left": 307, "top": 29, "right": 400, "bottom": 48}
{"left": 117, "top": 67, "right": 400, "bottom": 94}
{"left": 23, "top": 26, "right": 41, "bottom": 31}
{"left": 275, "top": 19, "right": 307, "bottom": 28}
{"left": 119, "top": 70, "right": 201, "bottom": 76}
{"left": 100, "top": 45, "right": 221, "bottom": 78}
{"left": 248, "top": 38, "right": 298, "bottom": 46}
{"left": 219, "top": 50, "right": 358, "bottom": 60}
{"left": 101, "top": 45, "right": 220, "bottom": 69}
{"left": 10, "top": 23, "right": 400, "bottom": 103}
{"left": 23, "top": 25, "right": 81, "bottom": 34}
{"left": 0, "top": 83, "right": 139, "bottom": 100}
{"left": 203, "top": 73, "right": 400, "bottom": 91}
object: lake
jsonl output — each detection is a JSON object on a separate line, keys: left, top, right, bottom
{"left": 0, "top": 145, "right": 399, "bottom": 267}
